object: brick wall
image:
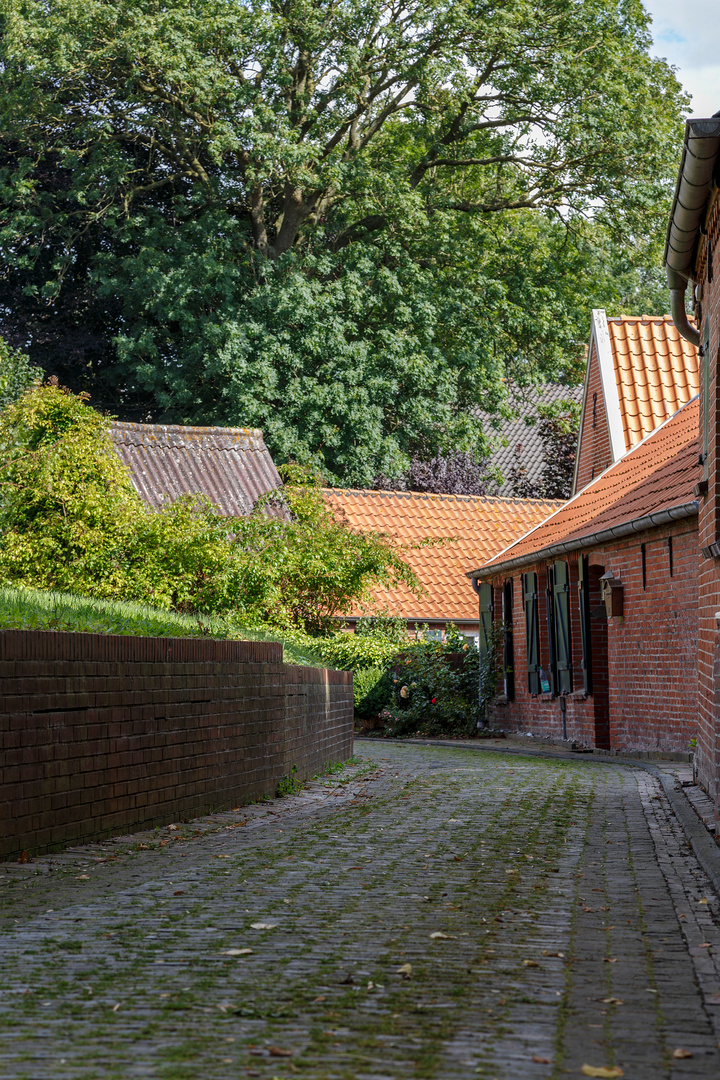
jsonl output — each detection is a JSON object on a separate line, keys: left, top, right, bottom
{"left": 487, "top": 519, "right": 698, "bottom": 752}
{"left": 575, "top": 341, "right": 612, "bottom": 492}
{"left": 697, "top": 191, "right": 720, "bottom": 808}
{"left": 0, "top": 630, "right": 353, "bottom": 861}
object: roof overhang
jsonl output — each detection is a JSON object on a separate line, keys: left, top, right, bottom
{"left": 467, "top": 500, "right": 697, "bottom": 580}
{"left": 664, "top": 117, "right": 720, "bottom": 285}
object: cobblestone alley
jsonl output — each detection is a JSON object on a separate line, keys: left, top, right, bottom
{"left": 2, "top": 743, "right": 720, "bottom": 1079}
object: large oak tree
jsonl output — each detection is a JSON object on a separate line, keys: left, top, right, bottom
{"left": 0, "top": 0, "right": 686, "bottom": 484}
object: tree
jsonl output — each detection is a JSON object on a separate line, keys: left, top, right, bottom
{"left": 0, "top": 0, "right": 687, "bottom": 484}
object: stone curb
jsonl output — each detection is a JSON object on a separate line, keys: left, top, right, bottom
{"left": 357, "top": 735, "right": 720, "bottom": 900}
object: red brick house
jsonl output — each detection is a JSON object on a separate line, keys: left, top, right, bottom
{"left": 664, "top": 116, "right": 720, "bottom": 812}
{"left": 469, "top": 312, "right": 700, "bottom": 753}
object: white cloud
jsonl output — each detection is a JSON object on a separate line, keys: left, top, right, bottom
{"left": 644, "top": 0, "right": 720, "bottom": 116}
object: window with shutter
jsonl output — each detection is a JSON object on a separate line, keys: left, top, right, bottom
{"left": 478, "top": 582, "right": 494, "bottom": 661}
{"left": 553, "top": 560, "right": 573, "bottom": 694}
{"left": 523, "top": 572, "right": 540, "bottom": 695}
{"left": 577, "top": 555, "right": 592, "bottom": 695}
{"left": 502, "top": 579, "right": 515, "bottom": 701}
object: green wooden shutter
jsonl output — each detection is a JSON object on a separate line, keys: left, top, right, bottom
{"left": 478, "top": 582, "right": 494, "bottom": 661}
{"left": 502, "top": 579, "right": 515, "bottom": 701}
{"left": 553, "top": 560, "right": 573, "bottom": 694}
{"left": 545, "top": 565, "right": 557, "bottom": 695}
{"left": 577, "top": 555, "right": 593, "bottom": 695}
{"left": 523, "top": 572, "right": 540, "bottom": 695}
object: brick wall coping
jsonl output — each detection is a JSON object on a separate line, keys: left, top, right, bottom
{"left": 0, "top": 628, "right": 282, "bottom": 664}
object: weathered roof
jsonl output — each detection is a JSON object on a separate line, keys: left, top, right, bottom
{"left": 324, "top": 488, "right": 562, "bottom": 623}
{"left": 475, "top": 396, "right": 699, "bottom": 576}
{"left": 481, "top": 384, "right": 584, "bottom": 496}
{"left": 110, "top": 421, "right": 282, "bottom": 516}
{"left": 607, "top": 315, "right": 699, "bottom": 451}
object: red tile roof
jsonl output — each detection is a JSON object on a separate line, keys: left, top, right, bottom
{"left": 477, "top": 395, "right": 699, "bottom": 575}
{"left": 607, "top": 315, "right": 698, "bottom": 451}
{"left": 324, "top": 489, "right": 562, "bottom": 622}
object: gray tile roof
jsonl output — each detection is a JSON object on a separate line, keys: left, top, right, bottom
{"left": 110, "top": 421, "right": 282, "bottom": 516}
{"left": 481, "top": 384, "right": 583, "bottom": 496}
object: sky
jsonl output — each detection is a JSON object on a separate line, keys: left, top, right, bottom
{"left": 644, "top": 0, "right": 720, "bottom": 117}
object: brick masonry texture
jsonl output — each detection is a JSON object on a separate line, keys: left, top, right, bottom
{"left": 1, "top": 742, "right": 719, "bottom": 1079}
{"left": 0, "top": 629, "right": 353, "bottom": 861}
{"left": 575, "top": 339, "right": 611, "bottom": 492}
{"left": 697, "top": 192, "right": 720, "bottom": 811}
{"left": 487, "top": 520, "right": 698, "bottom": 752}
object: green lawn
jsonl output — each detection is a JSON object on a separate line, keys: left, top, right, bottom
{"left": 0, "top": 585, "right": 323, "bottom": 666}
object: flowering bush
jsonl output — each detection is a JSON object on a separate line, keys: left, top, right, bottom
{"left": 377, "top": 625, "right": 478, "bottom": 737}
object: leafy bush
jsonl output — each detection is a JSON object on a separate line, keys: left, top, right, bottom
{"left": 0, "top": 385, "right": 419, "bottom": 636}
{"left": 0, "top": 338, "right": 41, "bottom": 411}
{"left": 353, "top": 666, "right": 393, "bottom": 723}
{"left": 379, "top": 625, "right": 499, "bottom": 738}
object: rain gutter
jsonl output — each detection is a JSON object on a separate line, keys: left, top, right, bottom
{"left": 664, "top": 116, "right": 720, "bottom": 347}
{"left": 468, "top": 500, "right": 698, "bottom": 580}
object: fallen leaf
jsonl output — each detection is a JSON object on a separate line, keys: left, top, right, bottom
{"left": 542, "top": 950, "right": 564, "bottom": 958}
{"left": 250, "top": 922, "right": 278, "bottom": 930}
{"left": 312, "top": 995, "right": 325, "bottom": 1003}
{"left": 581, "top": 1066, "right": 624, "bottom": 1078}
{"left": 707, "top": 993, "right": 720, "bottom": 1005}
{"left": 268, "top": 1047, "right": 293, "bottom": 1058}
{"left": 17, "top": 851, "right": 29, "bottom": 864}
{"left": 220, "top": 949, "right": 254, "bottom": 956}
{"left": 173, "top": 890, "right": 184, "bottom": 896}
{"left": 603, "top": 957, "right": 617, "bottom": 964}
{"left": 214, "top": 854, "right": 232, "bottom": 859}
{"left": 430, "top": 932, "right": 449, "bottom": 939}
{"left": 523, "top": 959, "right": 539, "bottom": 967}
{"left": 672, "top": 1049, "right": 693, "bottom": 1059}
{"left": 397, "top": 963, "right": 413, "bottom": 978}
{"left": 532, "top": 1055, "right": 552, "bottom": 1064}
{"left": 599, "top": 997, "right": 624, "bottom": 1006}
{"left": 367, "top": 981, "right": 374, "bottom": 990}
{"left": 76, "top": 875, "right": 90, "bottom": 880}
{"left": 697, "top": 943, "right": 712, "bottom": 948}
{"left": 112, "top": 1002, "right": 121, "bottom": 1012}
{"left": 698, "top": 898, "right": 709, "bottom": 905}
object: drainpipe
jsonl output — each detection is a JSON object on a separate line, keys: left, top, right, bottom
{"left": 667, "top": 267, "right": 700, "bottom": 348}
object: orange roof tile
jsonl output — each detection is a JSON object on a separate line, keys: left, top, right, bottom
{"left": 324, "top": 489, "right": 562, "bottom": 622}
{"left": 607, "top": 315, "right": 698, "bottom": 451}
{"left": 478, "top": 396, "right": 699, "bottom": 574}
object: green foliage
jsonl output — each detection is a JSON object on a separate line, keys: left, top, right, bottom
{"left": 276, "top": 765, "right": 301, "bottom": 798}
{"left": 0, "top": 337, "right": 41, "bottom": 411}
{"left": 0, "top": 584, "right": 321, "bottom": 665}
{"left": 0, "top": 0, "right": 687, "bottom": 486}
{"left": 0, "top": 385, "right": 417, "bottom": 633}
{"left": 379, "top": 625, "right": 500, "bottom": 737}
{"left": 353, "top": 666, "right": 393, "bottom": 723}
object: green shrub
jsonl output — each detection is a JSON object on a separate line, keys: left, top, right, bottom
{"left": 0, "top": 338, "right": 41, "bottom": 411}
{"left": 0, "top": 386, "right": 419, "bottom": 634}
{"left": 353, "top": 666, "right": 393, "bottom": 723}
{"left": 379, "top": 625, "right": 497, "bottom": 738}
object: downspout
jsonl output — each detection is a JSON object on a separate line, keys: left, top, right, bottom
{"left": 667, "top": 267, "right": 700, "bottom": 348}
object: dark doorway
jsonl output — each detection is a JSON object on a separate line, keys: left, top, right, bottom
{"left": 588, "top": 564, "right": 610, "bottom": 749}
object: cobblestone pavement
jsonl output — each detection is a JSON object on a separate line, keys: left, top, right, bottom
{"left": 2, "top": 743, "right": 720, "bottom": 1080}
